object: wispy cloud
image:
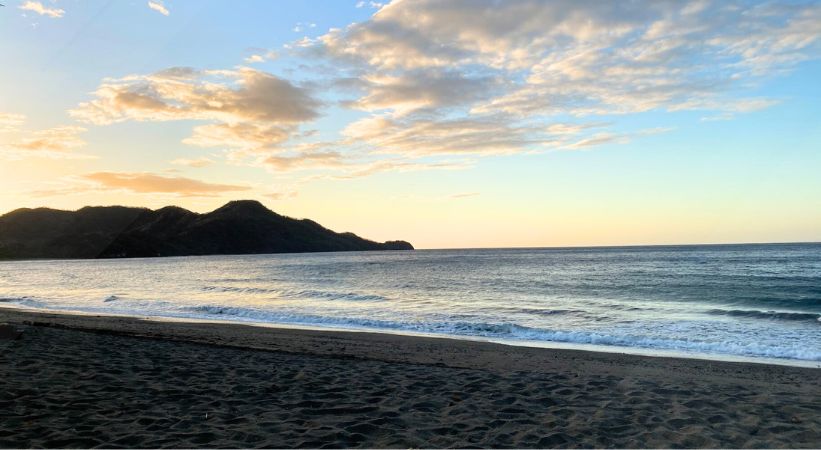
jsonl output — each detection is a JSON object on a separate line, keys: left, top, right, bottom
{"left": 292, "top": 22, "right": 316, "bottom": 33}
{"left": 565, "top": 132, "right": 630, "bottom": 150}
{"left": 263, "top": 151, "right": 344, "bottom": 172}
{"left": 342, "top": 115, "right": 545, "bottom": 156}
{"left": 0, "top": 113, "right": 26, "bottom": 133}
{"left": 450, "top": 192, "right": 479, "bottom": 199}
{"left": 170, "top": 157, "right": 214, "bottom": 168}
{"left": 147, "top": 0, "right": 169, "bottom": 16}
{"left": 13, "top": 125, "right": 87, "bottom": 152}
{"left": 1, "top": 115, "right": 92, "bottom": 160}
{"left": 355, "top": 1, "right": 384, "bottom": 10}
{"left": 19, "top": 1, "right": 64, "bottom": 18}
{"left": 80, "top": 172, "right": 249, "bottom": 196}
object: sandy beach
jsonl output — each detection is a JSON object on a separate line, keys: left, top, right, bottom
{"left": 1, "top": 308, "right": 819, "bottom": 448}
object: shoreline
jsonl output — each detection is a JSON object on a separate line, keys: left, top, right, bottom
{"left": 2, "top": 304, "right": 819, "bottom": 369}
{"left": 2, "top": 307, "right": 820, "bottom": 381}
{"left": 3, "top": 307, "right": 821, "bottom": 448}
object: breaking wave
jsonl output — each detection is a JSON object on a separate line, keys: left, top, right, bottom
{"left": 706, "top": 309, "right": 821, "bottom": 323}
{"left": 181, "top": 304, "right": 821, "bottom": 361}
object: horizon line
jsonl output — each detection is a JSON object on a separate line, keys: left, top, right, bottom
{"left": 415, "top": 241, "right": 821, "bottom": 251}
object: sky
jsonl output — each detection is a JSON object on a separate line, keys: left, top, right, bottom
{"left": 1, "top": 0, "right": 820, "bottom": 249}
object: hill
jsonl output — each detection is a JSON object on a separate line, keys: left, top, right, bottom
{"left": 0, "top": 200, "right": 413, "bottom": 259}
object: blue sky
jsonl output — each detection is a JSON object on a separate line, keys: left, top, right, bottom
{"left": 1, "top": 0, "right": 820, "bottom": 248}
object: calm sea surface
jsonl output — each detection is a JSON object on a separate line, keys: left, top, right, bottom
{"left": 1, "top": 244, "right": 819, "bottom": 364}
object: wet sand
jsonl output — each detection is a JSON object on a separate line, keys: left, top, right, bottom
{"left": 1, "top": 308, "right": 820, "bottom": 448}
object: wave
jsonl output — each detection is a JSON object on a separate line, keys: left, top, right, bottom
{"left": 0, "top": 296, "right": 49, "bottom": 309}
{"left": 201, "top": 286, "right": 280, "bottom": 295}
{"left": 279, "top": 289, "right": 388, "bottom": 302}
{"left": 706, "top": 309, "right": 821, "bottom": 323}
{"left": 199, "top": 285, "right": 387, "bottom": 302}
{"left": 181, "top": 304, "right": 821, "bottom": 361}
{"left": 4, "top": 296, "right": 820, "bottom": 361}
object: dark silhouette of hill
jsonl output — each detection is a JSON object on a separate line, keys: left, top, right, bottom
{"left": 0, "top": 200, "right": 413, "bottom": 259}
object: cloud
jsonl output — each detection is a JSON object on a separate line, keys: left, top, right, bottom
{"left": 265, "top": 191, "right": 298, "bottom": 200}
{"left": 293, "top": 22, "right": 317, "bottom": 33}
{"left": 263, "top": 151, "right": 344, "bottom": 171}
{"left": 313, "top": 0, "right": 818, "bottom": 120}
{"left": 1, "top": 121, "right": 92, "bottom": 160}
{"left": 450, "top": 192, "right": 479, "bottom": 199}
{"left": 346, "top": 71, "right": 499, "bottom": 116}
{"left": 170, "top": 157, "right": 214, "bottom": 168}
{"left": 13, "top": 126, "right": 87, "bottom": 152}
{"left": 282, "top": 0, "right": 821, "bottom": 176}
{"left": 45, "top": 1, "right": 821, "bottom": 188}
{"left": 183, "top": 122, "right": 293, "bottom": 153}
{"left": 0, "top": 113, "right": 26, "bottom": 133}
{"left": 334, "top": 159, "right": 472, "bottom": 179}
{"left": 669, "top": 97, "right": 782, "bottom": 113}
{"left": 565, "top": 132, "right": 630, "bottom": 149}
{"left": 147, "top": 1, "right": 169, "bottom": 16}
{"left": 72, "top": 67, "right": 319, "bottom": 125}
{"left": 342, "top": 115, "right": 546, "bottom": 156}
{"left": 546, "top": 122, "right": 611, "bottom": 136}
{"left": 80, "top": 172, "right": 250, "bottom": 197}
{"left": 244, "top": 50, "right": 278, "bottom": 64}
{"left": 356, "top": 1, "right": 384, "bottom": 9}
{"left": 19, "top": 1, "right": 64, "bottom": 18}
{"left": 71, "top": 67, "right": 321, "bottom": 155}
{"left": 561, "top": 127, "right": 673, "bottom": 150}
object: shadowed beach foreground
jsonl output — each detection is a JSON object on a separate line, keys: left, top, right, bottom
{"left": 1, "top": 309, "right": 820, "bottom": 448}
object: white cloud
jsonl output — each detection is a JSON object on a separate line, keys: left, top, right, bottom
{"left": 356, "top": 1, "right": 383, "bottom": 9}
{"left": 244, "top": 50, "right": 278, "bottom": 64}
{"left": 293, "top": 22, "right": 317, "bottom": 33}
{"left": 147, "top": 0, "right": 170, "bottom": 16}
{"left": 19, "top": 1, "right": 64, "bottom": 18}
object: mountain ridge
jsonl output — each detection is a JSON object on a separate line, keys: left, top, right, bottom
{"left": 0, "top": 200, "right": 413, "bottom": 259}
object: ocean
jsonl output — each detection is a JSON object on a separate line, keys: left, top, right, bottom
{"left": 1, "top": 243, "right": 819, "bottom": 365}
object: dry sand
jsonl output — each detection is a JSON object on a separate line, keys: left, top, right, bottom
{"left": 1, "top": 308, "right": 819, "bottom": 448}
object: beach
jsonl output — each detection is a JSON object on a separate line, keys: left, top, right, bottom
{"left": 1, "top": 308, "right": 819, "bottom": 448}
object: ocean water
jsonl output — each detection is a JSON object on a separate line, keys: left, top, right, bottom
{"left": 1, "top": 243, "right": 820, "bottom": 364}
